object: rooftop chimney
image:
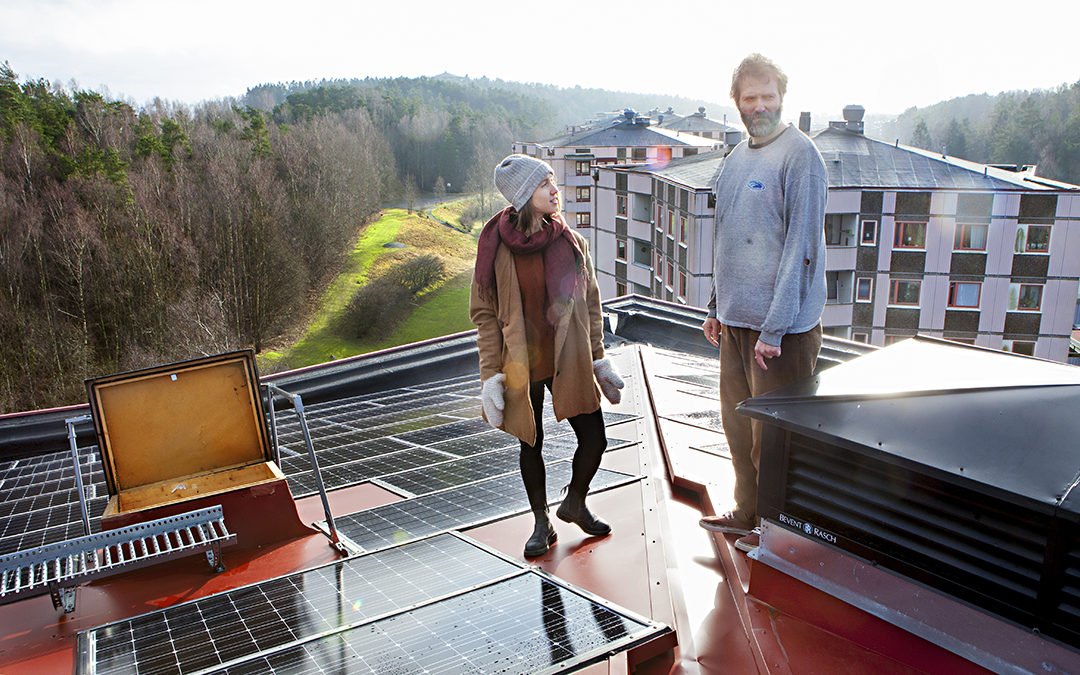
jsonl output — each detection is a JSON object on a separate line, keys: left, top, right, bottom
{"left": 798, "top": 112, "right": 811, "bottom": 134}
{"left": 842, "top": 104, "right": 865, "bottom": 134}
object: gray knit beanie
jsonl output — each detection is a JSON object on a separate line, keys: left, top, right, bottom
{"left": 494, "top": 154, "right": 553, "bottom": 211}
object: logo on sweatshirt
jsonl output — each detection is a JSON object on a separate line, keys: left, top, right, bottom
{"left": 747, "top": 180, "right": 766, "bottom": 191}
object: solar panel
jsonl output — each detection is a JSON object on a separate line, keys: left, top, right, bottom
{"left": 690, "top": 441, "right": 731, "bottom": 459}
{"left": 287, "top": 447, "right": 454, "bottom": 498}
{"left": 379, "top": 435, "right": 640, "bottom": 498}
{"left": 79, "top": 533, "right": 521, "bottom": 675}
{"left": 393, "top": 418, "right": 492, "bottom": 446}
{"left": 428, "top": 430, "right": 521, "bottom": 457}
{"left": 661, "top": 373, "right": 719, "bottom": 388}
{"left": 600, "top": 411, "right": 639, "bottom": 426}
{"left": 220, "top": 573, "right": 659, "bottom": 674}
{"left": 326, "top": 463, "right": 640, "bottom": 554}
{"left": 666, "top": 409, "right": 724, "bottom": 433}
{"left": 279, "top": 437, "right": 412, "bottom": 475}
{"left": 78, "top": 533, "right": 667, "bottom": 675}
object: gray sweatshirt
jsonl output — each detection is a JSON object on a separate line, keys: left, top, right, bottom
{"left": 707, "top": 125, "right": 827, "bottom": 346}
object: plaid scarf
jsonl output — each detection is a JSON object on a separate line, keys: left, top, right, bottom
{"left": 473, "top": 207, "right": 586, "bottom": 319}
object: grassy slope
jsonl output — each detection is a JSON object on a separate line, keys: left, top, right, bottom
{"left": 260, "top": 205, "right": 478, "bottom": 371}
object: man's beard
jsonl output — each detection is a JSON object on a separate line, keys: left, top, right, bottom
{"left": 742, "top": 107, "right": 782, "bottom": 138}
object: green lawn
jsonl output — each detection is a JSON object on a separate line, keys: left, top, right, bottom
{"left": 260, "top": 206, "right": 477, "bottom": 372}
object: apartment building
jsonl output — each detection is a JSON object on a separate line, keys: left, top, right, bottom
{"left": 512, "top": 109, "right": 725, "bottom": 230}
{"left": 592, "top": 111, "right": 1080, "bottom": 362}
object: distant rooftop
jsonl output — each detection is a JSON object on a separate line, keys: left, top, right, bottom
{"left": 658, "top": 107, "right": 739, "bottom": 134}
{"left": 608, "top": 123, "right": 1080, "bottom": 192}
{"left": 537, "top": 109, "right": 723, "bottom": 149}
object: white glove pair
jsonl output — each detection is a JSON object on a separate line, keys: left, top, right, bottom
{"left": 479, "top": 359, "right": 625, "bottom": 429}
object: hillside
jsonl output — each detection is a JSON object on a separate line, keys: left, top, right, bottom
{"left": 241, "top": 73, "right": 736, "bottom": 141}
{"left": 879, "top": 82, "right": 1080, "bottom": 184}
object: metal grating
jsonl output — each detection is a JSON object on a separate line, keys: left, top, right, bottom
{"left": 1, "top": 506, "right": 234, "bottom": 612}
{"left": 326, "top": 463, "right": 640, "bottom": 554}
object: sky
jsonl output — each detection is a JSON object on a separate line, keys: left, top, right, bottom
{"left": 1, "top": 0, "right": 1078, "bottom": 121}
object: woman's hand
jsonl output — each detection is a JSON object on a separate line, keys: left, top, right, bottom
{"left": 480, "top": 374, "right": 506, "bottom": 427}
{"left": 593, "top": 358, "right": 625, "bottom": 404}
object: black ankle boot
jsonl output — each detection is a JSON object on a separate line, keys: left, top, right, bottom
{"left": 556, "top": 489, "right": 611, "bottom": 536}
{"left": 524, "top": 512, "right": 558, "bottom": 557}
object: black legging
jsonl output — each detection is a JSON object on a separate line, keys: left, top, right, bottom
{"left": 519, "top": 378, "right": 607, "bottom": 512}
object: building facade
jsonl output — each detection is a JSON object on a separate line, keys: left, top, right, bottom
{"left": 591, "top": 118, "right": 1080, "bottom": 362}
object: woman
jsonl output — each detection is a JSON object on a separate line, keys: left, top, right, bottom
{"left": 470, "top": 154, "right": 624, "bottom": 558}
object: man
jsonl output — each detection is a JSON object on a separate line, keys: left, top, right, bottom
{"left": 699, "top": 54, "right": 827, "bottom": 552}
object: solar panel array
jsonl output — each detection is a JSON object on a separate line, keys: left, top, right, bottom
{"left": 79, "top": 533, "right": 667, "bottom": 674}
{"left": 0, "top": 445, "right": 104, "bottom": 555}
{"left": 327, "top": 462, "right": 638, "bottom": 554}
{"left": 0, "top": 372, "right": 641, "bottom": 558}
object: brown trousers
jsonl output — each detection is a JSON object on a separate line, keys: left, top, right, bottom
{"left": 720, "top": 323, "right": 822, "bottom": 523}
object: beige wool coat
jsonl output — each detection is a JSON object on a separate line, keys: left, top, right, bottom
{"left": 470, "top": 229, "right": 605, "bottom": 447}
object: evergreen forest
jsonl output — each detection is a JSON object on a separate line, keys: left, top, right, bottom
{"left": 885, "top": 82, "right": 1080, "bottom": 185}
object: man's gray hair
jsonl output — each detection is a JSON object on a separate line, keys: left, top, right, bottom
{"left": 730, "top": 53, "right": 788, "bottom": 102}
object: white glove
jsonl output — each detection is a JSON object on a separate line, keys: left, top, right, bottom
{"left": 480, "top": 374, "right": 506, "bottom": 427}
{"left": 592, "top": 358, "right": 624, "bottom": 405}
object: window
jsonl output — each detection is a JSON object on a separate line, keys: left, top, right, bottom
{"left": 616, "top": 282, "right": 627, "bottom": 296}
{"left": 616, "top": 173, "right": 627, "bottom": 191}
{"left": 632, "top": 239, "right": 651, "bottom": 266}
{"left": 856, "top": 277, "right": 873, "bottom": 302}
{"left": 1008, "top": 283, "right": 1043, "bottom": 312}
{"left": 894, "top": 221, "right": 927, "bottom": 249}
{"left": 889, "top": 279, "right": 921, "bottom": 306}
{"left": 1003, "top": 340, "right": 1036, "bottom": 356}
{"left": 825, "top": 214, "right": 857, "bottom": 247}
{"left": 631, "top": 148, "right": 647, "bottom": 161}
{"left": 1015, "top": 224, "right": 1051, "bottom": 254}
{"left": 679, "top": 271, "right": 687, "bottom": 298}
{"left": 826, "top": 271, "right": 854, "bottom": 304}
{"left": 655, "top": 205, "right": 662, "bottom": 225}
{"left": 667, "top": 209, "right": 675, "bottom": 237}
{"left": 616, "top": 239, "right": 627, "bottom": 261}
{"left": 954, "top": 223, "right": 988, "bottom": 251}
{"left": 617, "top": 147, "right": 626, "bottom": 160}
{"left": 860, "top": 219, "right": 878, "bottom": 246}
{"left": 679, "top": 215, "right": 688, "bottom": 243}
{"left": 576, "top": 212, "right": 591, "bottom": 227}
{"left": 948, "top": 281, "right": 981, "bottom": 308}
{"left": 616, "top": 195, "right": 627, "bottom": 216}
{"left": 665, "top": 262, "right": 674, "bottom": 287}
{"left": 884, "top": 335, "right": 912, "bottom": 346}
{"left": 576, "top": 186, "right": 590, "bottom": 202}
{"left": 852, "top": 332, "right": 869, "bottom": 343}
{"left": 683, "top": 148, "right": 698, "bottom": 157}
{"left": 655, "top": 252, "right": 662, "bottom": 278}
{"left": 575, "top": 160, "right": 590, "bottom": 176}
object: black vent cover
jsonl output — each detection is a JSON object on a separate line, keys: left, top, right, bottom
{"left": 745, "top": 337, "right": 1080, "bottom": 650}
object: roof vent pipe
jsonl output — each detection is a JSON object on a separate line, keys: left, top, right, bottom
{"left": 798, "top": 112, "right": 811, "bottom": 133}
